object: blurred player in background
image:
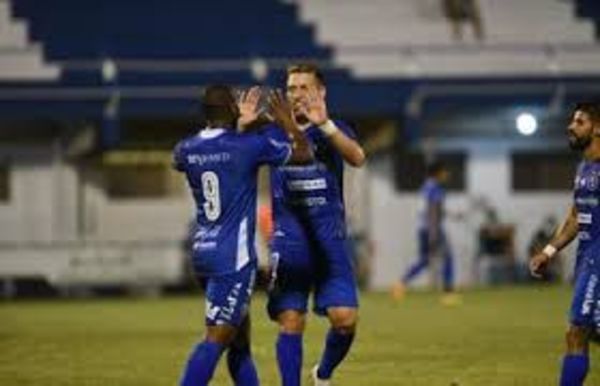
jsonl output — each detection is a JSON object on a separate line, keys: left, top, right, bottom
{"left": 392, "top": 161, "right": 459, "bottom": 305}
{"left": 265, "top": 63, "right": 366, "bottom": 386}
{"left": 173, "top": 85, "right": 312, "bottom": 386}
{"left": 530, "top": 102, "right": 600, "bottom": 386}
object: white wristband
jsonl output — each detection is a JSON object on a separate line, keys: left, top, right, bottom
{"left": 318, "top": 120, "right": 338, "bottom": 137}
{"left": 542, "top": 244, "right": 557, "bottom": 258}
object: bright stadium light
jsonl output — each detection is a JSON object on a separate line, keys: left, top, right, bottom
{"left": 516, "top": 113, "right": 538, "bottom": 136}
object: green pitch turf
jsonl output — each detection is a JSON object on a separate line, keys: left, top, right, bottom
{"left": 1, "top": 285, "right": 598, "bottom": 386}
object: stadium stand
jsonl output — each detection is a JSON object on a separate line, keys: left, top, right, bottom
{"left": 0, "top": 0, "right": 59, "bottom": 81}
{"left": 576, "top": 0, "right": 600, "bottom": 38}
{"left": 295, "top": 0, "right": 600, "bottom": 78}
{"left": 0, "top": 0, "right": 598, "bottom": 124}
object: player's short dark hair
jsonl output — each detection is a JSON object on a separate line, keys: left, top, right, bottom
{"left": 286, "top": 62, "right": 325, "bottom": 86}
{"left": 426, "top": 160, "right": 446, "bottom": 177}
{"left": 202, "top": 84, "right": 236, "bottom": 122}
{"left": 574, "top": 102, "right": 600, "bottom": 124}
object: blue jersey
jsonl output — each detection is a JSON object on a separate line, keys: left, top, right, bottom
{"left": 174, "top": 128, "right": 291, "bottom": 276}
{"left": 418, "top": 178, "right": 445, "bottom": 232}
{"left": 574, "top": 161, "right": 600, "bottom": 267}
{"left": 266, "top": 120, "right": 355, "bottom": 243}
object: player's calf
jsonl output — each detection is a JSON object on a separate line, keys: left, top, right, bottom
{"left": 227, "top": 316, "right": 259, "bottom": 386}
{"left": 559, "top": 325, "right": 590, "bottom": 386}
{"left": 313, "top": 307, "right": 358, "bottom": 382}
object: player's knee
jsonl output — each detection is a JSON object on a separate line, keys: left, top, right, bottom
{"left": 278, "top": 310, "right": 306, "bottom": 334}
{"left": 565, "top": 325, "right": 589, "bottom": 353}
{"left": 329, "top": 308, "right": 358, "bottom": 334}
{"left": 205, "top": 325, "right": 238, "bottom": 345}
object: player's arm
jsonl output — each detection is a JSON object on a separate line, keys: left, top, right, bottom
{"left": 172, "top": 141, "right": 186, "bottom": 172}
{"left": 267, "top": 90, "right": 313, "bottom": 164}
{"left": 529, "top": 205, "right": 578, "bottom": 278}
{"left": 302, "top": 88, "right": 365, "bottom": 167}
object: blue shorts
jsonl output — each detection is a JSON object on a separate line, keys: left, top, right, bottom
{"left": 569, "top": 260, "right": 600, "bottom": 332}
{"left": 204, "top": 263, "right": 256, "bottom": 327}
{"left": 267, "top": 239, "right": 358, "bottom": 320}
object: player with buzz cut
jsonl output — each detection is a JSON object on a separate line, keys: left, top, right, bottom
{"left": 174, "top": 84, "right": 312, "bottom": 386}
{"left": 530, "top": 102, "right": 600, "bottom": 386}
{"left": 264, "top": 63, "right": 366, "bottom": 386}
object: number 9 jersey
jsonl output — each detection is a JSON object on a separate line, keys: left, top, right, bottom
{"left": 173, "top": 128, "right": 291, "bottom": 276}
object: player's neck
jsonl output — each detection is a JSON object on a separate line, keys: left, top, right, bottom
{"left": 583, "top": 140, "right": 600, "bottom": 162}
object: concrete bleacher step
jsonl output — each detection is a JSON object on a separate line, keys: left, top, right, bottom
{"left": 0, "top": 45, "right": 60, "bottom": 81}
{"left": 336, "top": 47, "right": 600, "bottom": 78}
{"left": 294, "top": 0, "right": 599, "bottom": 78}
{"left": 0, "top": 23, "right": 28, "bottom": 49}
{"left": 317, "top": 22, "right": 454, "bottom": 46}
{"left": 0, "top": 0, "right": 60, "bottom": 80}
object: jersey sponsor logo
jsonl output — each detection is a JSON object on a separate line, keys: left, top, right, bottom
{"left": 278, "top": 164, "right": 325, "bottom": 172}
{"left": 576, "top": 197, "right": 599, "bottom": 207}
{"left": 195, "top": 225, "right": 222, "bottom": 239}
{"left": 578, "top": 213, "right": 593, "bottom": 225}
{"left": 193, "top": 241, "right": 217, "bottom": 250}
{"left": 186, "top": 152, "right": 231, "bottom": 166}
{"left": 289, "top": 196, "right": 327, "bottom": 207}
{"left": 287, "top": 178, "right": 327, "bottom": 191}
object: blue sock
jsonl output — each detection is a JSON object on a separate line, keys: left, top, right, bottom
{"left": 317, "top": 329, "right": 355, "bottom": 380}
{"left": 560, "top": 354, "right": 589, "bottom": 386}
{"left": 180, "top": 341, "right": 224, "bottom": 386}
{"left": 227, "top": 345, "right": 259, "bottom": 386}
{"left": 276, "top": 333, "right": 303, "bottom": 386}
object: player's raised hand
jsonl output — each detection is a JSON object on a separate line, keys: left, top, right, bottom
{"left": 267, "top": 89, "right": 295, "bottom": 129}
{"left": 237, "top": 86, "right": 262, "bottom": 131}
{"left": 299, "top": 87, "right": 328, "bottom": 126}
{"left": 529, "top": 252, "right": 550, "bottom": 278}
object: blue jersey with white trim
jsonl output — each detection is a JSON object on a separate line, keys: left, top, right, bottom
{"left": 574, "top": 161, "right": 600, "bottom": 266}
{"left": 266, "top": 120, "right": 355, "bottom": 242}
{"left": 174, "top": 128, "right": 291, "bottom": 276}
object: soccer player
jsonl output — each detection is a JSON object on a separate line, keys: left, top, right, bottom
{"left": 391, "top": 161, "right": 458, "bottom": 304}
{"left": 174, "top": 85, "right": 312, "bottom": 386}
{"left": 265, "top": 63, "right": 366, "bottom": 386}
{"left": 530, "top": 102, "right": 600, "bottom": 386}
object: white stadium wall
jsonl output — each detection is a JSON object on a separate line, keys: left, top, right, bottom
{"left": 0, "top": 142, "right": 579, "bottom": 290}
{"left": 368, "top": 145, "right": 576, "bottom": 290}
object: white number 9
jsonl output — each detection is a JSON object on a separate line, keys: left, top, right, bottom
{"left": 201, "top": 171, "right": 221, "bottom": 221}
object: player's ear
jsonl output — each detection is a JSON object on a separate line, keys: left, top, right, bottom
{"left": 319, "top": 84, "right": 326, "bottom": 99}
{"left": 594, "top": 122, "right": 600, "bottom": 137}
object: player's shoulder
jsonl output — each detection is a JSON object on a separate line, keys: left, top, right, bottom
{"left": 174, "top": 133, "right": 200, "bottom": 153}
{"left": 256, "top": 123, "right": 288, "bottom": 140}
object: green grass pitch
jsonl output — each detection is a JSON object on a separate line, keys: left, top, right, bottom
{"left": 1, "top": 285, "right": 598, "bottom": 385}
